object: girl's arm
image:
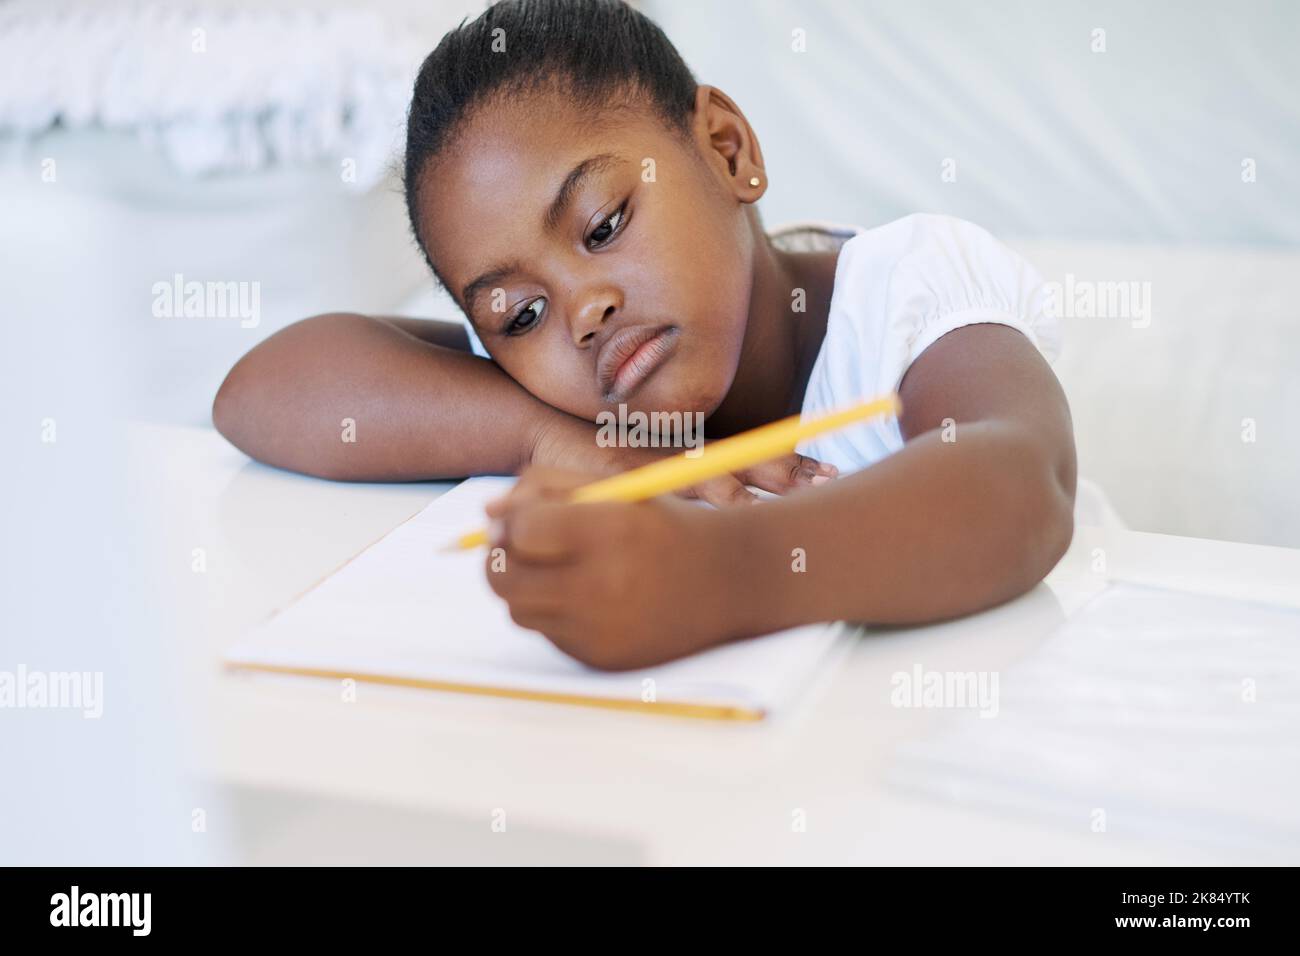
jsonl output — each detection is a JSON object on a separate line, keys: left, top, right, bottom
{"left": 725, "top": 322, "right": 1076, "bottom": 631}
{"left": 484, "top": 323, "right": 1075, "bottom": 670}
{"left": 212, "top": 313, "right": 832, "bottom": 500}
{"left": 212, "top": 312, "right": 595, "bottom": 481}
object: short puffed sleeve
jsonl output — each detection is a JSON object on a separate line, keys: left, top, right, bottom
{"left": 797, "top": 214, "right": 1062, "bottom": 471}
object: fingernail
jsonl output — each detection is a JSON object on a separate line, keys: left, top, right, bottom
{"left": 819, "top": 462, "right": 839, "bottom": 475}
{"left": 488, "top": 518, "right": 505, "bottom": 546}
{"left": 810, "top": 474, "right": 831, "bottom": 485}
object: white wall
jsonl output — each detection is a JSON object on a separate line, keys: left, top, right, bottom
{"left": 646, "top": 0, "right": 1300, "bottom": 245}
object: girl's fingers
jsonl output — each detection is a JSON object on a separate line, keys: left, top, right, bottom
{"left": 672, "top": 454, "right": 837, "bottom": 506}
{"left": 491, "top": 499, "right": 583, "bottom": 563}
{"left": 738, "top": 453, "right": 838, "bottom": 495}
{"left": 484, "top": 556, "right": 574, "bottom": 608}
{"left": 497, "top": 453, "right": 836, "bottom": 519}
{"left": 503, "top": 605, "right": 565, "bottom": 638}
{"left": 678, "top": 474, "right": 761, "bottom": 508}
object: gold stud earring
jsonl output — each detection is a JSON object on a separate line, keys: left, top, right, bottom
{"left": 748, "top": 176, "right": 761, "bottom": 187}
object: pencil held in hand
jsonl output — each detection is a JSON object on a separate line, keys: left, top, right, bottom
{"left": 446, "top": 393, "right": 901, "bottom": 551}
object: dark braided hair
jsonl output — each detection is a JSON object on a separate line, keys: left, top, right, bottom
{"left": 402, "top": 0, "right": 698, "bottom": 288}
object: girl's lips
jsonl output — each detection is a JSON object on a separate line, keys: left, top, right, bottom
{"left": 598, "top": 325, "right": 679, "bottom": 400}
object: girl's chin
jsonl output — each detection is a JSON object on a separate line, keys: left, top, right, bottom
{"left": 637, "top": 381, "right": 727, "bottom": 418}
{"left": 572, "top": 367, "right": 731, "bottom": 420}
{"left": 641, "top": 359, "right": 733, "bottom": 417}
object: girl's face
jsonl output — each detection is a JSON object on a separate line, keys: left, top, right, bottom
{"left": 416, "top": 87, "right": 756, "bottom": 422}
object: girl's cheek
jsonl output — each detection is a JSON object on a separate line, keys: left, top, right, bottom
{"left": 524, "top": 362, "right": 601, "bottom": 419}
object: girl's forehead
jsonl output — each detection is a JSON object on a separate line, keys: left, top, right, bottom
{"left": 417, "top": 98, "right": 692, "bottom": 275}
{"left": 442, "top": 87, "right": 675, "bottom": 173}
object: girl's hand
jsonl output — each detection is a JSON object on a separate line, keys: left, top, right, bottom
{"left": 483, "top": 466, "right": 739, "bottom": 670}
{"left": 674, "top": 451, "right": 837, "bottom": 507}
{"left": 527, "top": 414, "right": 837, "bottom": 508}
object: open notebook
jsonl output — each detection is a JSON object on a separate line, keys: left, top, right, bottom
{"left": 225, "top": 477, "right": 848, "bottom": 721}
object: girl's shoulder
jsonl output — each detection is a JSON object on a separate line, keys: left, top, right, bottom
{"left": 770, "top": 214, "right": 1052, "bottom": 349}
{"left": 769, "top": 212, "right": 999, "bottom": 254}
{"left": 826, "top": 214, "right": 1055, "bottom": 347}
{"left": 797, "top": 213, "right": 1062, "bottom": 467}
{"left": 771, "top": 213, "right": 1038, "bottom": 313}
{"left": 838, "top": 214, "right": 1031, "bottom": 294}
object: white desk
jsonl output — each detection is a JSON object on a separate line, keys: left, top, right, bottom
{"left": 127, "top": 422, "right": 1300, "bottom": 865}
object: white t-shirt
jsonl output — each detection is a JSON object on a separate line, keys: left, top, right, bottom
{"left": 462, "top": 213, "right": 1062, "bottom": 475}
{"left": 792, "top": 214, "right": 1062, "bottom": 473}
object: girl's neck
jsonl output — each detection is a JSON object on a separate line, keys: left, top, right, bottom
{"left": 706, "top": 226, "right": 840, "bottom": 437}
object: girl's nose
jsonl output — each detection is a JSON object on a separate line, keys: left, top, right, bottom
{"left": 570, "top": 287, "right": 622, "bottom": 347}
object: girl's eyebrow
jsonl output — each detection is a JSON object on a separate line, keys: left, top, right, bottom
{"left": 462, "top": 262, "right": 521, "bottom": 317}
{"left": 543, "top": 152, "right": 623, "bottom": 231}
{"left": 461, "top": 152, "right": 625, "bottom": 315}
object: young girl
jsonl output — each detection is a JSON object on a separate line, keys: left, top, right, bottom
{"left": 214, "top": 0, "right": 1076, "bottom": 671}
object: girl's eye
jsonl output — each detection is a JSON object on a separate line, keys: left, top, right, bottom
{"left": 587, "top": 202, "right": 627, "bottom": 249}
{"left": 505, "top": 297, "right": 545, "bottom": 336}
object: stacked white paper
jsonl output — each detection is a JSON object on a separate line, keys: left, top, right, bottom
{"left": 890, "top": 583, "right": 1300, "bottom": 850}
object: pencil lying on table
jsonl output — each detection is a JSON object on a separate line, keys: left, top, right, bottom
{"left": 445, "top": 392, "right": 902, "bottom": 551}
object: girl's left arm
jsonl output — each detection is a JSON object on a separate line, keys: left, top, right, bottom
{"left": 723, "top": 322, "right": 1076, "bottom": 634}
{"left": 485, "top": 323, "right": 1075, "bottom": 670}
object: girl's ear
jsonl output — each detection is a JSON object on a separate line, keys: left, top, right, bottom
{"left": 693, "top": 85, "right": 767, "bottom": 202}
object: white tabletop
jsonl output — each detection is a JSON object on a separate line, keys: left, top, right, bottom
{"left": 127, "top": 422, "right": 1300, "bottom": 865}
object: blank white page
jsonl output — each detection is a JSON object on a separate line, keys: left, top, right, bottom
{"left": 225, "top": 477, "right": 846, "bottom": 720}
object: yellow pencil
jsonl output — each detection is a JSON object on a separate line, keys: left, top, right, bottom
{"left": 446, "top": 392, "right": 901, "bottom": 551}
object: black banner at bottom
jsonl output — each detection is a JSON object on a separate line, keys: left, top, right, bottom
{"left": 0, "top": 866, "right": 1286, "bottom": 942}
